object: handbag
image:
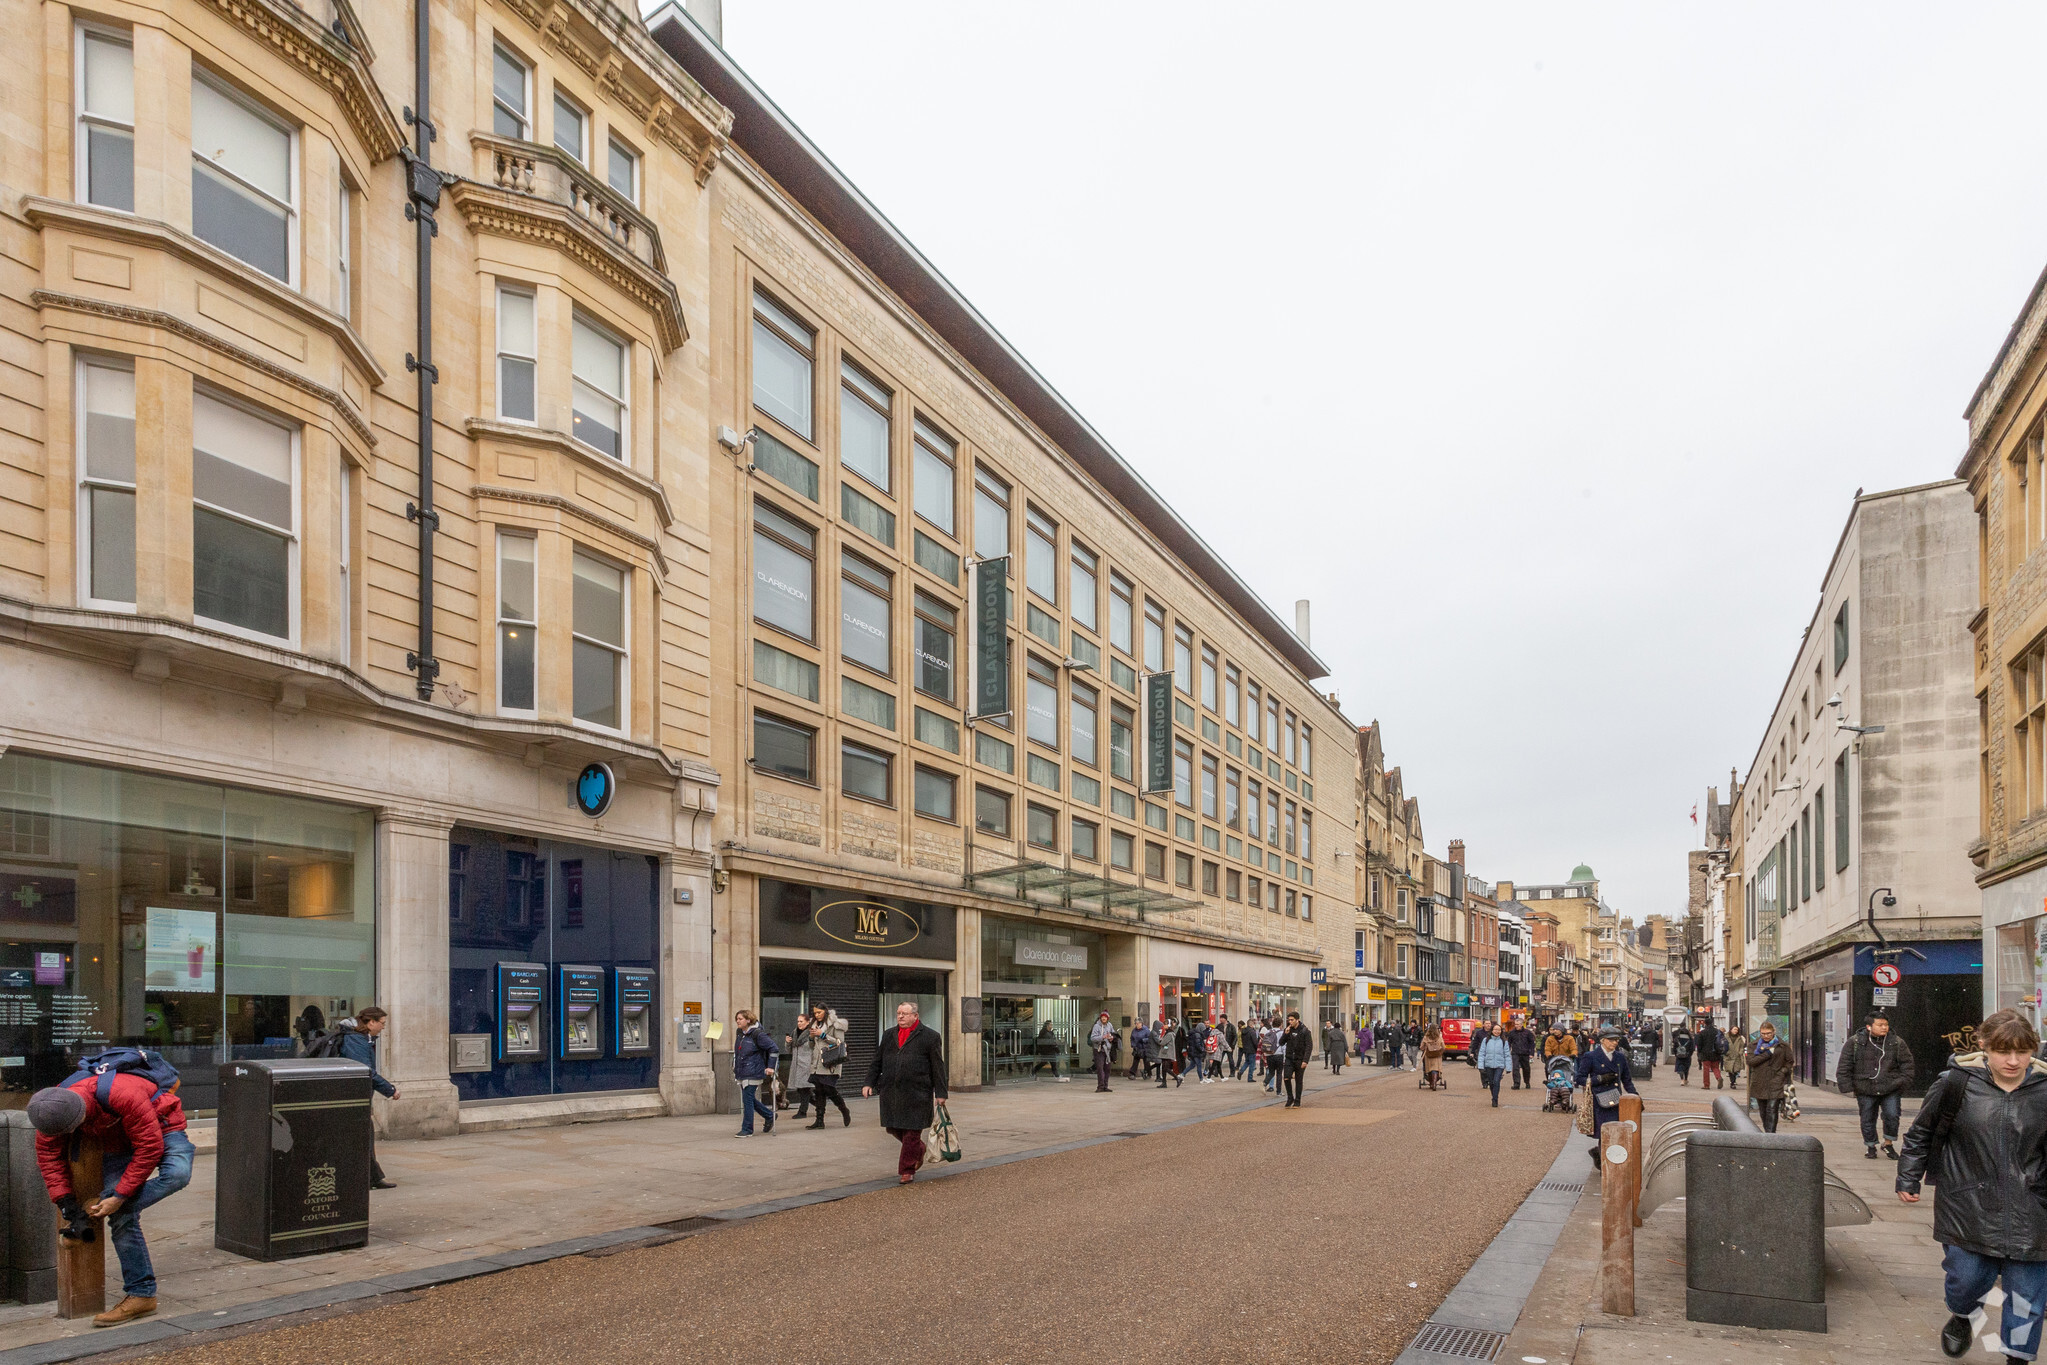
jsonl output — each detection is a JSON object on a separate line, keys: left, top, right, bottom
{"left": 1593, "top": 1085, "right": 1623, "bottom": 1109}
{"left": 928, "top": 1107, "right": 963, "bottom": 1163}
{"left": 819, "top": 1040, "right": 847, "bottom": 1069}
{"left": 1575, "top": 1087, "right": 1596, "bottom": 1135}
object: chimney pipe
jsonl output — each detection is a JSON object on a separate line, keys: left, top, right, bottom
{"left": 1294, "top": 599, "right": 1310, "bottom": 646}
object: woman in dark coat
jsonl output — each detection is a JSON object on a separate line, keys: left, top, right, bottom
{"left": 1898, "top": 1009, "right": 2047, "bottom": 1362}
{"left": 1573, "top": 1027, "right": 1638, "bottom": 1168}
{"left": 863, "top": 1000, "right": 949, "bottom": 1183}
{"left": 1744, "top": 1021, "right": 1794, "bottom": 1132}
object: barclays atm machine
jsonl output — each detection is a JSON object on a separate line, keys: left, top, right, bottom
{"left": 614, "top": 967, "right": 656, "bottom": 1057}
{"left": 495, "top": 962, "right": 547, "bottom": 1063}
{"left": 557, "top": 964, "right": 605, "bottom": 1058}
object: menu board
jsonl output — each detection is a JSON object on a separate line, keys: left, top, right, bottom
{"left": 145, "top": 907, "right": 217, "bottom": 993}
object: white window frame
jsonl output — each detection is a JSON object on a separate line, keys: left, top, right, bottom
{"left": 606, "top": 134, "right": 639, "bottom": 203}
{"left": 336, "top": 179, "right": 353, "bottom": 322}
{"left": 570, "top": 549, "right": 629, "bottom": 735}
{"left": 190, "top": 70, "right": 300, "bottom": 288}
{"left": 552, "top": 88, "right": 587, "bottom": 164}
{"left": 570, "top": 309, "right": 629, "bottom": 460}
{"left": 337, "top": 462, "right": 352, "bottom": 666}
{"left": 496, "top": 529, "right": 538, "bottom": 717}
{"left": 492, "top": 42, "right": 531, "bottom": 140}
{"left": 74, "top": 22, "right": 135, "bottom": 213}
{"left": 190, "top": 386, "right": 301, "bottom": 648}
{"left": 495, "top": 283, "right": 537, "bottom": 424}
{"left": 75, "top": 354, "right": 137, "bottom": 613}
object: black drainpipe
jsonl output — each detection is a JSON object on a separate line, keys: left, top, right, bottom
{"left": 402, "top": 0, "right": 443, "bottom": 700}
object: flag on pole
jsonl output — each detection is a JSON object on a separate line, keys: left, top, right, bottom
{"left": 1689, "top": 804, "right": 1698, "bottom": 826}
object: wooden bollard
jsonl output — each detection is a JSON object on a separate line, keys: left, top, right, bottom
{"left": 1619, "top": 1094, "right": 1644, "bottom": 1228}
{"left": 1600, "top": 1120, "right": 1636, "bottom": 1316}
{"left": 55, "top": 1136, "right": 106, "bottom": 1319}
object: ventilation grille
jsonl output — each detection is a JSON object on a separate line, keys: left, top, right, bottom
{"left": 1537, "top": 1178, "right": 1588, "bottom": 1194}
{"left": 1407, "top": 1322, "right": 1506, "bottom": 1361}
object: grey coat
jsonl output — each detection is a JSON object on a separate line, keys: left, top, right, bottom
{"left": 790, "top": 1010, "right": 847, "bottom": 1084}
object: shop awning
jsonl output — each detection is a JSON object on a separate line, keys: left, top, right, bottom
{"left": 968, "top": 860, "right": 1205, "bottom": 918}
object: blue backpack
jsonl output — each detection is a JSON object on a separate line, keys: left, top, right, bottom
{"left": 60, "top": 1047, "right": 182, "bottom": 1107}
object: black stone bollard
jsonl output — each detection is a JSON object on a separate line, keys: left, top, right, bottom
{"left": 1684, "top": 1097, "right": 1825, "bottom": 1332}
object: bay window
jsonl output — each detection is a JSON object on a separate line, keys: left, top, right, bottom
{"left": 496, "top": 285, "right": 537, "bottom": 423}
{"left": 571, "top": 550, "right": 626, "bottom": 730}
{"left": 76, "top": 357, "right": 136, "bottom": 608}
{"left": 552, "top": 91, "right": 586, "bottom": 163}
{"left": 496, "top": 531, "right": 537, "bottom": 713}
{"left": 192, "top": 389, "right": 295, "bottom": 640}
{"left": 77, "top": 26, "right": 134, "bottom": 212}
{"left": 492, "top": 44, "right": 530, "bottom": 139}
{"left": 191, "top": 73, "right": 295, "bottom": 283}
{"left": 570, "top": 312, "right": 627, "bottom": 459}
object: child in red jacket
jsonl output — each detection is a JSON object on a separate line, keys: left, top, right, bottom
{"left": 28, "top": 1073, "right": 193, "bottom": 1327}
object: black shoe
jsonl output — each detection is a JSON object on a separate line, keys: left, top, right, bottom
{"left": 843, "top": 1110, "right": 852, "bottom": 1127}
{"left": 764, "top": 1118, "right": 775, "bottom": 1135}
{"left": 808, "top": 1118, "right": 825, "bottom": 1130}
{"left": 1866, "top": 1145, "right": 1879, "bottom": 1159}
{"left": 1943, "top": 1312, "right": 1973, "bottom": 1357}
{"left": 371, "top": 1179, "right": 397, "bottom": 1190}
{"left": 1883, "top": 1141, "right": 1899, "bottom": 1159}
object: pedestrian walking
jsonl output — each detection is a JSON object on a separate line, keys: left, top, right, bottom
{"left": 1725, "top": 1026, "right": 1748, "bottom": 1087}
{"left": 1203, "top": 1024, "right": 1222, "bottom": 1081}
{"left": 1089, "top": 1011, "right": 1117, "bottom": 1092}
{"left": 1543, "top": 1024, "right": 1578, "bottom": 1061}
{"left": 863, "top": 1000, "right": 949, "bottom": 1184}
{"left": 1837, "top": 1012, "right": 1916, "bottom": 1159}
{"left": 1263, "top": 1019, "right": 1285, "bottom": 1092}
{"left": 1327, "top": 1021, "right": 1350, "bottom": 1076}
{"left": 1696, "top": 1018, "right": 1728, "bottom": 1089}
{"left": 1897, "top": 1009, "right": 2047, "bottom": 1363}
{"left": 1406, "top": 1021, "right": 1424, "bottom": 1070}
{"left": 1476, "top": 1023, "right": 1512, "bottom": 1106}
{"left": 1420, "top": 1024, "right": 1447, "bottom": 1091}
{"left": 1234, "top": 1018, "right": 1257, "bottom": 1080}
{"left": 1158, "top": 1016, "right": 1180, "bottom": 1088}
{"left": 26, "top": 1056, "right": 194, "bottom": 1327}
{"left": 732, "top": 1008, "right": 779, "bottom": 1137}
{"left": 1745, "top": 1021, "right": 1794, "bottom": 1132}
{"left": 1385, "top": 1021, "right": 1404, "bottom": 1071}
{"left": 1126, "top": 1019, "right": 1151, "bottom": 1081}
{"left": 785, "top": 1013, "right": 815, "bottom": 1120}
{"left": 1281, "top": 1011, "right": 1313, "bottom": 1107}
{"left": 338, "top": 1007, "right": 400, "bottom": 1187}
{"left": 1574, "top": 1026, "right": 1638, "bottom": 1168}
{"left": 1670, "top": 1023, "right": 1695, "bottom": 1084}
{"left": 792, "top": 1004, "right": 851, "bottom": 1128}
{"left": 1507, "top": 1019, "right": 1537, "bottom": 1090}
{"left": 1357, "top": 1020, "right": 1376, "bottom": 1069}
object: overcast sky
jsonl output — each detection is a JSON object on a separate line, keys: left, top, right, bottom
{"left": 701, "top": 2, "right": 2047, "bottom": 920}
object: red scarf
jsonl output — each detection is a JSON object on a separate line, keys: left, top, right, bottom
{"left": 897, "top": 1023, "right": 916, "bottom": 1049}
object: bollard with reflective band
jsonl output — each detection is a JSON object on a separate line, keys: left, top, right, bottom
{"left": 1601, "top": 1120, "right": 1637, "bottom": 1316}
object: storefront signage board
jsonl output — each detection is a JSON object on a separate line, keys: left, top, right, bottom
{"left": 1197, "top": 963, "right": 1215, "bottom": 992}
{"left": 1311, "top": 968, "right": 1328, "bottom": 984}
{"left": 759, "top": 879, "right": 956, "bottom": 961}
{"left": 1144, "top": 672, "right": 1172, "bottom": 793}
{"left": 1016, "top": 939, "right": 1089, "bottom": 971}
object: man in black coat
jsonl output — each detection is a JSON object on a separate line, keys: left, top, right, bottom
{"left": 1280, "top": 1011, "right": 1314, "bottom": 1107}
{"left": 1837, "top": 1012, "right": 1916, "bottom": 1160}
{"left": 1898, "top": 1009, "right": 2047, "bottom": 1362}
{"left": 1506, "top": 1020, "right": 1538, "bottom": 1090}
{"left": 863, "top": 1000, "right": 949, "bottom": 1184}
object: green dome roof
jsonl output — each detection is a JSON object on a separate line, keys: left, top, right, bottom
{"left": 1569, "top": 863, "right": 1596, "bottom": 884}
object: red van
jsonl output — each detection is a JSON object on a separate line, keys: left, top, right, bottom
{"left": 1440, "top": 1018, "right": 1478, "bottom": 1057}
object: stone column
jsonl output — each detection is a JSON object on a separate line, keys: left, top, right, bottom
{"left": 661, "top": 777, "right": 718, "bottom": 1115}
{"left": 949, "top": 905, "right": 981, "bottom": 1090}
{"left": 375, "top": 811, "right": 460, "bottom": 1139}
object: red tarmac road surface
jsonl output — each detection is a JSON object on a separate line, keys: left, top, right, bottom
{"left": 138, "top": 1068, "right": 1569, "bottom": 1365}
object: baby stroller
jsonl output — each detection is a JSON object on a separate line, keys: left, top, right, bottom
{"left": 1543, "top": 1056, "right": 1577, "bottom": 1113}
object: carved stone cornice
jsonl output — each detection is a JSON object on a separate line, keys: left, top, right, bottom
{"left": 196, "top": 0, "right": 406, "bottom": 163}
{"left": 499, "top": 0, "right": 730, "bottom": 182}
{"left": 445, "top": 179, "right": 688, "bottom": 353}
{"left": 30, "top": 289, "right": 375, "bottom": 450}
{"left": 471, "top": 484, "right": 669, "bottom": 578}
{"left": 465, "top": 416, "right": 676, "bottom": 528}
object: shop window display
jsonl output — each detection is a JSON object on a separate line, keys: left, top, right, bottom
{"left": 0, "top": 753, "right": 373, "bottom": 1115}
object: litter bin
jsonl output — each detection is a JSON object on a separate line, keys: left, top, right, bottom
{"left": 215, "top": 1058, "right": 373, "bottom": 1261}
{"left": 1628, "top": 1041, "right": 1655, "bottom": 1081}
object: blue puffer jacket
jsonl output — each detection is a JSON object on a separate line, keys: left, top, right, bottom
{"left": 734, "top": 1023, "right": 779, "bottom": 1081}
{"left": 338, "top": 1026, "right": 396, "bottom": 1098}
{"left": 1475, "top": 1035, "right": 1513, "bottom": 1070}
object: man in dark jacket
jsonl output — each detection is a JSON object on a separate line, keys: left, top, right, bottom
{"left": 1506, "top": 1022, "right": 1538, "bottom": 1090}
{"left": 1898, "top": 1008, "right": 2047, "bottom": 1362}
{"left": 1670, "top": 1024, "right": 1695, "bottom": 1084}
{"left": 864, "top": 1000, "right": 949, "bottom": 1183}
{"left": 28, "top": 1068, "right": 194, "bottom": 1327}
{"left": 1837, "top": 1012, "right": 1917, "bottom": 1160}
{"left": 1745, "top": 1021, "right": 1795, "bottom": 1131}
{"left": 1694, "top": 1019, "right": 1728, "bottom": 1089}
{"left": 338, "top": 1007, "right": 399, "bottom": 1187}
{"left": 1280, "top": 1011, "right": 1314, "bottom": 1107}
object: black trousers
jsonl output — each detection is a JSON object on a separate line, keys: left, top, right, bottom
{"left": 1284, "top": 1064, "right": 1305, "bottom": 1105}
{"left": 1094, "top": 1051, "right": 1112, "bottom": 1090}
{"left": 1512, "top": 1055, "right": 1532, "bottom": 1089}
{"left": 370, "top": 1131, "right": 385, "bottom": 1185}
{"left": 1756, "top": 1098, "right": 1784, "bottom": 1132}
{"left": 810, "top": 1075, "right": 849, "bottom": 1119}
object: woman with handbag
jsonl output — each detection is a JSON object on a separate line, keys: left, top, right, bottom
{"left": 1573, "top": 1026, "right": 1638, "bottom": 1166}
{"left": 793, "top": 1004, "right": 851, "bottom": 1128}
{"left": 1420, "top": 1024, "right": 1447, "bottom": 1091}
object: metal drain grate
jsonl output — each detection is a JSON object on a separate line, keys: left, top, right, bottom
{"left": 653, "top": 1215, "right": 723, "bottom": 1233}
{"left": 1407, "top": 1322, "right": 1506, "bottom": 1361}
{"left": 1537, "top": 1178, "right": 1588, "bottom": 1194}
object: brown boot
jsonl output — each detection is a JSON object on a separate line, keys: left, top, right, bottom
{"left": 92, "top": 1296, "right": 157, "bottom": 1327}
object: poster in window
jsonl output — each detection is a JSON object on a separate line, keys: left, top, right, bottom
{"left": 145, "top": 906, "right": 217, "bottom": 993}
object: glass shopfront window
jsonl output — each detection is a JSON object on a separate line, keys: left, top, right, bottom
{"left": 0, "top": 753, "right": 374, "bottom": 1114}
{"left": 447, "top": 826, "right": 658, "bottom": 1101}
{"left": 1997, "top": 916, "right": 2046, "bottom": 1032}
{"left": 1248, "top": 983, "right": 1303, "bottom": 1024}
{"left": 980, "top": 916, "right": 1106, "bottom": 1084}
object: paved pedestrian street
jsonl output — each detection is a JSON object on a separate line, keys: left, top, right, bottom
{"left": 3, "top": 1062, "right": 1568, "bottom": 1364}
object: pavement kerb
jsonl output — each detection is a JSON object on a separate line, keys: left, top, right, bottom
{"left": 0, "top": 1069, "right": 1386, "bottom": 1365}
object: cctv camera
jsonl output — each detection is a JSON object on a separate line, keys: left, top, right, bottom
{"left": 1882, "top": 894, "right": 1896, "bottom": 908}
{"left": 1827, "top": 694, "right": 1843, "bottom": 709}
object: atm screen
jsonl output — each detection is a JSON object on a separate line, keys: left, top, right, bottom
{"left": 558, "top": 965, "right": 605, "bottom": 1058}
{"left": 495, "top": 962, "right": 547, "bottom": 1062}
{"left": 614, "top": 967, "right": 656, "bottom": 1058}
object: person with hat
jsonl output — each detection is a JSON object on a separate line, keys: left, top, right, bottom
{"left": 27, "top": 1070, "right": 193, "bottom": 1327}
{"left": 1573, "top": 1026, "right": 1639, "bottom": 1168}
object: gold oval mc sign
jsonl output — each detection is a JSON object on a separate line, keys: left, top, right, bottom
{"left": 813, "top": 899, "right": 922, "bottom": 950}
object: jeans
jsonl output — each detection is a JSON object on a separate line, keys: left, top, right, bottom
{"left": 1674, "top": 1057, "right": 1691, "bottom": 1081}
{"left": 1387, "top": 1045, "right": 1403, "bottom": 1070}
{"left": 100, "top": 1130, "right": 195, "bottom": 1299}
{"left": 1756, "top": 1098, "right": 1784, "bottom": 1132}
{"left": 1857, "top": 1091, "right": 1903, "bottom": 1144}
{"left": 1944, "top": 1245, "right": 2047, "bottom": 1360}
{"left": 1285, "top": 1064, "right": 1305, "bottom": 1105}
{"left": 1481, "top": 1066, "right": 1503, "bottom": 1105}
{"left": 1235, "top": 1050, "right": 1255, "bottom": 1080}
{"left": 1512, "top": 1055, "right": 1532, "bottom": 1089}
{"left": 738, "top": 1081, "right": 773, "bottom": 1134}
{"left": 1094, "top": 1051, "right": 1112, "bottom": 1090}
